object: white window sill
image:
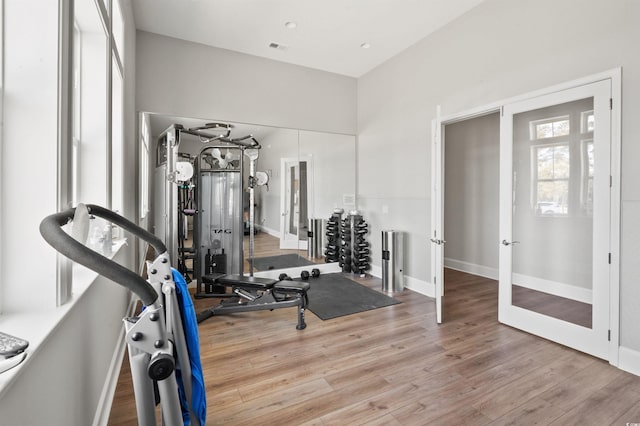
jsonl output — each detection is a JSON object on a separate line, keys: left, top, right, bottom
{"left": 0, "top": 239, "right": 128, "bottom": 397}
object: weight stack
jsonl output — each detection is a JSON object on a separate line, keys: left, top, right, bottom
{"left": 324, "top": 208, "right": 343, "bottom": 263}
{"left": 340, "top": 210, "right": 370, "bottom": 275}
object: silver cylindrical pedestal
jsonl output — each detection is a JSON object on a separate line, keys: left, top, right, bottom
{"left": 381, "top": 230, "right": 404, "bottom": 293}
{"left": 307, "top": 218, "right": 325, "bottom": 259}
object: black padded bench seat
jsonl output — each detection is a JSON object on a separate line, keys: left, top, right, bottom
{"left": 201, "top": 273, "right": 226, "bottom": 284}
{"left": 216, "top": 274, "right": 277, "bottom": 290}
{"left": 274, "top": 280, "right": 310, "bottom": 294}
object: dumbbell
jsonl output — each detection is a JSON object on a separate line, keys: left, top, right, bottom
{"left": 278, "top": 273, "right": 293, "bottom": 281}
{"left": 301, "top": 270, "right": 310, "bottom": 280}
{"left": 311, "top": 268, "right": 320, "bottom": 278}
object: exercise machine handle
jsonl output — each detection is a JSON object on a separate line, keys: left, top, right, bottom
{"left": 39, "top": 204, "right": 163, "bottom": 306}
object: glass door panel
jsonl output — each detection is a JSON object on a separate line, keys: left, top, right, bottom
{"left": 511, "top": 97, "right": 594, "bottom": 328}
{"left": 499, "top": 80, "right": 610, "bottom": 360}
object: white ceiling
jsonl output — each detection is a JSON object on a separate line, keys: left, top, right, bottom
{"left": 131, "top": 0, "right": 485, "bottom": 78}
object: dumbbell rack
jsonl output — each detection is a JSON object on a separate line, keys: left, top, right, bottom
{"left": 324, "top": 209, "right": 343, "bottom": 263}
{"left": 339, "top": 211, "right": 370, "bottom": 276}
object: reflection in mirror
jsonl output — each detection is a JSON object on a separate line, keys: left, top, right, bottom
{"left": 145, "top": 113, "right": 356, "bottom": 277}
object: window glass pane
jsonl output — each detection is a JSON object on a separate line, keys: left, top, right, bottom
{"left": 536, "top": 122, "right": 553, "bottom": 139}
{"left": 532, "top": 116, "right": 570, "bottom": 139}
{"left": 581, "top": 110, "right": 595, "bottom": 133}
{"left": 111, "top": 59, "right": 123, "bottom": 213}
{"left": 536, "top": 181, "right": 568, "bottom": 214}
{"left": 537, "top": 145, "right": 570, "bottom": 180}
{"left": 74, "top": 0, "right": 108, "bottom": 206}
{"left": 552, "top": 119, "right": 570, "bottom": 136}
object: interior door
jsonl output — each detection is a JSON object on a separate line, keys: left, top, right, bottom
{"left": 280, "top": 157, "right": 300, "bottom": 249}
{"left": 430, "top": 118, "right": 444, "bottom": 323}
{"left": 499, "top": 79, "right": 611, "bottom": 360}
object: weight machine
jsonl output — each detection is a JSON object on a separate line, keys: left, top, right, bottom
{"left": 155, "top": 123, "right": 265, "bottom": 283}
{"left": 154, "top": 122, "right": 309, "bottom": 328}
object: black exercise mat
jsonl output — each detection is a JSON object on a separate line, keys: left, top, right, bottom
{"left": 252, "top": 254, "right": 315, "bottom": 271}
{"left": 307, "top": 273, "right": 401, "bottom": 320}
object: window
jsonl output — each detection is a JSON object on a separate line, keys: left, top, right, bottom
{"left": 526, "top": 98, "right": 595, "bottom": 218}
{"left": 533, "top": 144, "right": 570, "bottom": 215}
{"left": 530, "top": 115, "right": 570, "bottom": 140}
{"left": 61, "top": 0, "right": 127, "bottom": 303}
{"left": 111, "top": 60, "right": 124, "bottom": 214}
{"left": 73, "top": 0, "right": 108, "bottom": 207}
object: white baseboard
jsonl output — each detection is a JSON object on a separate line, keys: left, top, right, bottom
{"left": 444, "top": 258, "right": 592, "bottom": 304}
{"left": 512, "top": 273, "right": 592, "bottom": 304}
{"left": 369, "top": 264, "right": 434, "bottom": 298}
{"left": 259, "top": 225, "right": 280, "bottom": 238}
{"left": 93, "top": 296, "right": 138, "bottom": 426}
{"left": 253, "top": 261, "right": 341, "bottom": 280}
{"left": 444, "top": 258, "right": 498, "bottom": 280}
{"left": 618, "top": 346, "right": 640, "bottom": 377}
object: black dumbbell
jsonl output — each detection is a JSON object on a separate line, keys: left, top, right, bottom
{"left": 301, "top": 270, "right": 310, "bottom": 280}
{"left": 279, "top": 273, "right": 293, "bottom": 281}
{"left": 311, "top": 268, "right": 320, "bottom": 278}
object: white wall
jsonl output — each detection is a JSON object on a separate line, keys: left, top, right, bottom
{"left": 136, "top": 31, "right": 357, "bottom": 135}
{"left": 357, "top": 0, "right": 640, "bottom": 352}
{"left": 444, "top": 113, "right": 500, "bottom": 274}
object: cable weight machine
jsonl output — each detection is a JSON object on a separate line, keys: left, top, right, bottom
{"left": 155, "top": 122, "right": 268, "bottom": 297}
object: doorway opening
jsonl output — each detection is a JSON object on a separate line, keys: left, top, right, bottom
{"left": 442, "top": 112, "right": 500, "bottom": 322}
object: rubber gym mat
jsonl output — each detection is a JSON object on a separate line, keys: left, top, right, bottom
{"left": 252, "top": 254, "right": 315, "bottom": 271}
{"left": 307, "top": 273, "right": 401, "bottom": 320}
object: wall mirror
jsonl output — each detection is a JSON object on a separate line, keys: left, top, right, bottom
{"left": 144, "top": 112, "right": 356, "bottom": 276}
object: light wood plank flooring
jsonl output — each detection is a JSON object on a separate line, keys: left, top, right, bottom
{"left": 108, "top": 267, "right": 640, "bottom": 425}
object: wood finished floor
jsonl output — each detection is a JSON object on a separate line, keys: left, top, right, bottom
{"left": 108, "top": 268, "right": 640, "bottom": 425}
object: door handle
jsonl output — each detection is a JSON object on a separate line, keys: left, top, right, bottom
{"left": 501, "top": 240, "right": 520, "bottom": 246}
{"left": 430, "top": 238, "right": 446, "bottom": 245}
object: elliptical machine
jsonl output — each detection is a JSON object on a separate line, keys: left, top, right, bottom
{"left": 40, "top": 204, "right": 206, "bottom": 426}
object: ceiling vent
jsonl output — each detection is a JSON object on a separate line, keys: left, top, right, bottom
{"left": 269, "top": 42, "right": 287, "bottom": 50}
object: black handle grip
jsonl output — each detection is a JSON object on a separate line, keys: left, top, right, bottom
{"left": 39, "top": 205, "right": 162, "bottom": 306}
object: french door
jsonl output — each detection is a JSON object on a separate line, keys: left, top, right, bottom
{"left": 499, "top": 79, "right": 611, "bottom": 359}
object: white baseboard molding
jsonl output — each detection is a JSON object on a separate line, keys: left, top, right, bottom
{"left": 253, "top": 261, "right": 341, "bottom": 280}
{"left": 618, "top": 346, "right": 640, "bottom": 377}
{"left": 369, "top": 264, "right": 435, "bottom": 298}
{"left": 444, "top": 258, "right": 498, "bottom": 280}
{"left": 512, "top": 273, "right": 592, "bottom": 304}
{"left": 93, "top": 295, "right": 138, "bottom": 426}
{"left": 443, "top": 258, "right": 592, "bottom": 304}
{"left": 259, "top": 225, "right": 280, "bottom": 238}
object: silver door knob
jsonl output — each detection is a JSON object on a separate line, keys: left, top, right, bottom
{"left": 502, "top": 240, "right": 520, "bottom": 246}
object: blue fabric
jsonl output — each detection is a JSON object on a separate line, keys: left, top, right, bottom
{"left": 172, "top": 268, "right": 207, "bottom": 426}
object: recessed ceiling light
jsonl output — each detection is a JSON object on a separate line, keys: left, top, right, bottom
{"left": 360, "top": 42, "right": 371, "bottom": 49}
{"left": 285, "top": 21, "right": 297, "bottom": 29}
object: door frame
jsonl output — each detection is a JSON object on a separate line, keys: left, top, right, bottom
{"left": 431, "top": 68, "right": 621, "bottom": 365}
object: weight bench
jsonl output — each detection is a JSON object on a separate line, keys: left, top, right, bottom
{"left": 195, "top": 274, "right": 310, "bottom": 330}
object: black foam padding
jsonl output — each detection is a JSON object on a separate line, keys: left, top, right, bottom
{"left": 274, "top": 281, "right": 310, "bottom": 293}
{"left": 40, "top": 206, "right": 158, "bottom": 306}
{"left": 201, "top": 273, "right": 226, "bottom": 283}
{"left": 216, "top": 274, "right": 277, "bottom": 290}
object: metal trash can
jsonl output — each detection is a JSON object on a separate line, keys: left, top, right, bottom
{"left": 307, "top": 218, "right": 325, "bottom": 259}
{"left": 382, "top": 230, "right": 404, "bottom": 293}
